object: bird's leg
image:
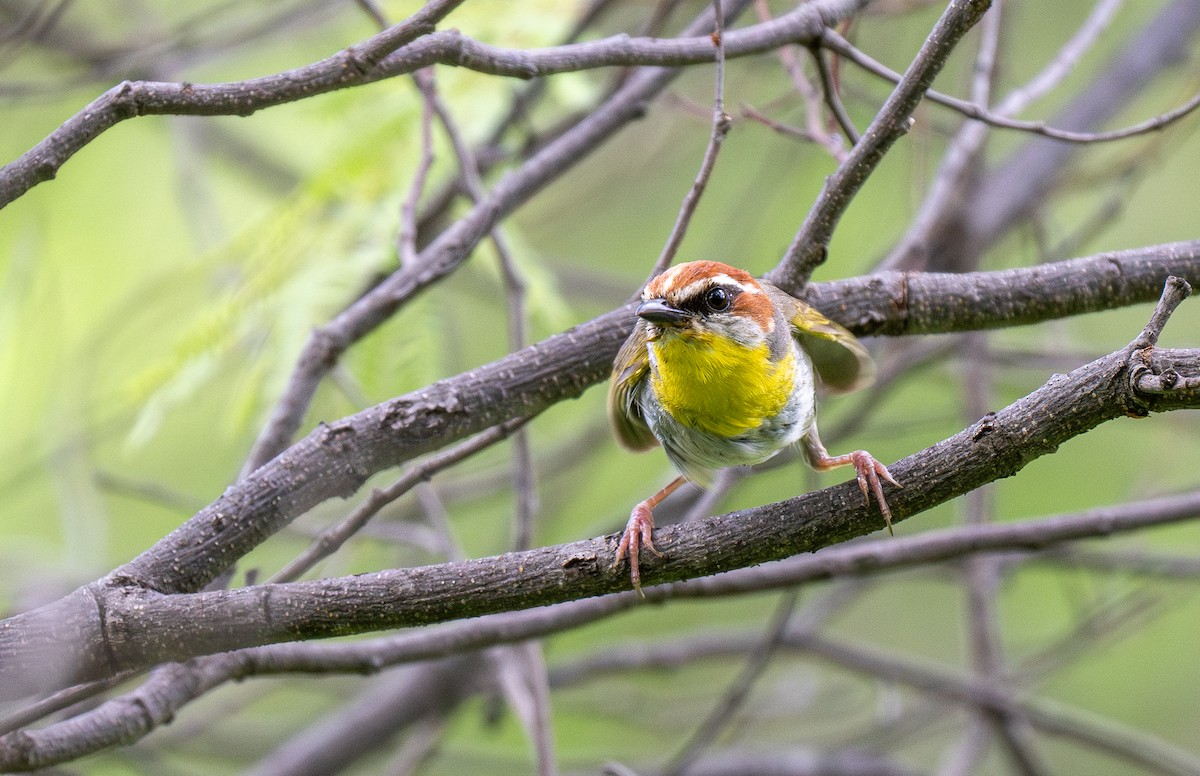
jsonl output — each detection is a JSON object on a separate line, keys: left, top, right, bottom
{"left": 613, "top": 475, "right": 686, "bottom": 596}
{"left": 802, "top": 427, "right": 901, "bottom": 534}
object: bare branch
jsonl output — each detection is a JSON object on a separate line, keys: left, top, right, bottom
{"left": 6, "top": 487, "right": 1199, "bottom": 769}
{"left": 242, "top": 0, "right": 820, "bottom": 474}
{"left": 661, "top": 592, "right": 799, "bottom": 776}
{"left": 751, "top": 0, "right": 852, "bottom": 160}
{"left": 0, "top": 245, "right": 1188, "bottom": 615}
{"left": 411, "top": 65, "right": 540, "bottom": 553}
{"left": 810, "top": 42, "right": 860, "bottom": 149}
{"left": 0, "top": 0, "right": 870, "bottom": 210}
{"left": 61, "top": 245, "right": 1183, "bottom": 614}
{"left": 795, "top": 632, "right": 1200, "bottom": 776}
{"left": 269, "top": 417, "right": 531, "bottom": 584}
{"left": 548, "top": 597, "right": 1197, "bottom": 776}
{"left": 963, "top": 0, "right": 1200, "bottom": 255}
{"left": 1132, "top": 275, "right": 1192, "bottom": 350}
{"left": 647, "top": 0, "right": 732, "bottom": 282}
{"left": 2, "top": 307, "right": 1197, "bottom": 704}
{"left": 770, "top": 0, "right": 992, "bottom": 287}
{"left": 824, "top": 3, "right": 1200, "bottom": 149}
{"left": 75, "top": 246, "right": 1200, "bottom": 601}
{"left": 397, "top": 69, "right": 438, "bottom": 269}
{"left": 993, "top": 0, "right": 1124, "bottom": 115}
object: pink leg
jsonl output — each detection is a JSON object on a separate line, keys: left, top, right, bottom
{"left": 613, "top": 475, "right": 685, "bottom": 596}
{"left": 802, "top": 430, "right": 901, "bottom": 534}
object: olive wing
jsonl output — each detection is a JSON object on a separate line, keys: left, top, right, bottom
{"left": 607, "top": 322, "right": 659, "bottom": 451}
{"left": 768, "top": 286, "right": 875, "bottom": 394}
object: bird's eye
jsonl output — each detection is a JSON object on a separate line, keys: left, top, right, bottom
{"left": 703, "top": 286, "right": 732, "bottom": 312}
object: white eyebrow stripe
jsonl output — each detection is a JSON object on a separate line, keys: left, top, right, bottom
{"left": 643, "top": 263, "right": 685, "bottom": 299}
{"left": 674, "top": 274, "right": 761, "bottom": 300}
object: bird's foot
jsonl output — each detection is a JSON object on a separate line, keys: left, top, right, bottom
{"left": 847, "top": 450, "right": 901, "bottom": 535}
{"left": 613, "top": 501, "right": 662, "bottom": 597}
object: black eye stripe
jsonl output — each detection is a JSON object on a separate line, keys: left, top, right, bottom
{"left": 678, "top": 284, "right": 740, "bottom": 314}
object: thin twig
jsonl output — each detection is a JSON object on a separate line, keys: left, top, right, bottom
{"left": 398, "top": 68, "right": 438, "bottom": 269}
{"left": 1131, "top": 275, "right": 1192, "bottom": 351}
{"left": 810, "top": 42, "right": 859, "bottom": 147}
{"left": 823, "top": 20, "right": 1200, "bottom": 146}
{"left": 646, "top": 0, "right": 732, "bottom": 283}
{"left": 0, "top": 670, "right": 137, "bottom": 737}
{"left": 412, "top": 67, "right": 539, "bottom": 552}
{"left": 240, "top": 0, "right": 767, "bottom": 474}
{"left": 660, "top": 591, "right": 799, "bottom": 776}
{"left": 269, "top": 416, "right": 531, "bottom": 583}
{"left": 740, "top": 104, "right": 816, "bottom": 142}
{"left": 753, "top": 0, "right": 850, "bottom": 160}
{"left": 770, "top": 0, "right": 991, "bottom": 287}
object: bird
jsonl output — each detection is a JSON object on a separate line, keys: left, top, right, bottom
{"left": 607, "top": 260, "right": 899, "bottom": 594}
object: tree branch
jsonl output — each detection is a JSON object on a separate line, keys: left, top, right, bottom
{"left": 238, "top": 0, "right": 791, "bottom": 473}
{"left": 217, "top": 244, "right": 1200, "bottom": 655}
{"left": 823, "top": 24, "right": 1200, "bottom": 147}
{"left": 795, "top": 632, "right": 1200, "bottom": 776}
{"left": 4, "top": 486, "right": 1200, "bottom": 769}
{"left": 769, "top": 0, "right": 992, "bottom": 287}
{"left": 961, "top": 0, "right": 1200, "bottom": 257}
{"left": 0, "top": 0, "right": 870, "bottom": 211}
{"left": 1, "top": 290, "right": 1196, "bottom": 701}
{"left": 136, "top": 243, "right": 1200, "bottom": 600}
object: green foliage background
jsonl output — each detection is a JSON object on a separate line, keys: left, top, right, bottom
{"left": 2, "top": 1, "right": 1199, "bottom": 773}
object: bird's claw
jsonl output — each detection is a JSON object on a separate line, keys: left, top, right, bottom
{"left": 613, "top": 503, "right": 661, "bottom": 597}
{"left": 849, "top": 450, "right": 901, "bottom": 535}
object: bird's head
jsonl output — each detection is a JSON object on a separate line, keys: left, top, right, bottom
{"left": 637, "top": 261, "right": 780, "bottom": 350}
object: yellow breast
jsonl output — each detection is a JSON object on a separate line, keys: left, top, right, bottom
{"left": 649, "top": 329, "right": 795, "bottom": 438}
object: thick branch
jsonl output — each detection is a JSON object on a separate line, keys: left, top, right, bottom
{"left": 136, "top": 243, "right": 1200, "bottom": 596}
{"left": 0, "top": 245, "right": 1187, "bottom": 603}
{"left": 1, "top": 331, "right": 1196, "bottom": 701}
{"left": 239, "top": 0, "right": 815, "bottom": 473}
{"left": 798, "top": 242, "right": 1200, "bottom": 335}
{"left": 5, "top": 486, "right": 1200, "bottom": 768}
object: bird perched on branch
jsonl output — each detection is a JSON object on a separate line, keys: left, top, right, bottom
{"left": 608, "top": 261, "right": 899, "bottom": 594}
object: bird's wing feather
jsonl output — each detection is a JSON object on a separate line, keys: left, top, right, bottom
{"left": 768, "top": 286, "right": 875, "bottom": 394}
{"left": 607, "top": 322, "right": 659, "bottom": 451}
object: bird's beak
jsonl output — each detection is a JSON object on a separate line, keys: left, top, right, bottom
{"left": 636, "top": 298, "right": 691, "bottom": 326}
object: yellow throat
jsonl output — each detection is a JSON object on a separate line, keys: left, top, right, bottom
{"left": 649, "top": 328, "right": 795, "bottom": 438}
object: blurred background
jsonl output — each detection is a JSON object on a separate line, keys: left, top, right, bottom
{"left": 2, "top": 0, "right": 1200, "bottom": 773}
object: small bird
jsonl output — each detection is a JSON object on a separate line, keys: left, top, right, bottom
{"left": 607, "top": 260, "right": 899, "bottom": 594}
